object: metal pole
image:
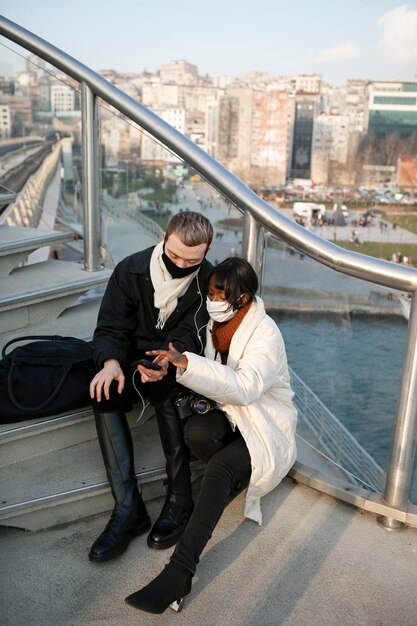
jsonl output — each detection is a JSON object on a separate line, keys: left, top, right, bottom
{"left": 242, "top": 211, "right": 264, "bottom": 279}
{"left": 379, "top": 292, "right": 417, "bottom": 530}
{"left": 81, "top": 81, "right": 101, "bottom": 271}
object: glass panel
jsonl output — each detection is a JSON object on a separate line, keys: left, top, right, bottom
{"left": 412, "top": 451, "right": 417, "bottom": 506}
{"left": 98, "top": 103, "right": 243, "bottom": 266}
{"left": 262, "top": 232, "right": 416, "bottom": 502}
{"left": 0, "top": 41, "right": 83, "bottom": 258}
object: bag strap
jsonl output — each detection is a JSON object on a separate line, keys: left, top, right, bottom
{"left": 7, "top": 361, "right": 72, "bottom": 412}
{"left": 2, "top": 335, "right": 64, "bottom": 359}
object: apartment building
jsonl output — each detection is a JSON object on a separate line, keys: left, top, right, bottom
{"left": 0, "top": 104, "right": 11, "bottom": 138}
{"left": 141, "top": 107, "right": 186, "bottom": 162}
{"left": 312, "top": 112, "right": 349, "bottom": 185}
{"left": 159, "top": 60, "right": 199, "bottom": 86}
{"left": 50, "top": 84, "right": 75, "bottom": 115}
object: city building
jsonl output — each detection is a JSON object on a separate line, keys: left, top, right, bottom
{"left": 250, "top": 87, "right": 293, "bottom": 186}
{"left": 289, "top": 94, "right": 319, "bottom": 181}
{"left": 311, "top": 112, "right": 349, "bottom": 185}
{"left": 397, "top": 154, "right": 417, "bottom": 191}
{"left": 217, "top": 86, "right": 253, "bottom": 180}
{"left": 0, "top": 94, "right": 32, "bottom": 136}
{"left": 0, "top": 104, "right": 11, "bottom": 138}
{"left": 159, "top": 60, "right": 198, "bottom": 86}
{"left": 4, "top": 50, "right": 417, "bottom": 189}
{"left": 50, "top": 84, "right": 75, "bottom": 115}
{"left": 141, "top": 106, "right": 186, "bottom": 162}
{"left": 345, "top": 80, "right": 369, "bottom": 148}
{"left": 367, "top": 80, "right": 417, "bottom": 138}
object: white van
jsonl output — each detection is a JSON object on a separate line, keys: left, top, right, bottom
{"left": 293, "top": 202, "right": 326, "bottom": 222}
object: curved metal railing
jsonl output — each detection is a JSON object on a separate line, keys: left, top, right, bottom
{"left": 0, "top": 15, "right": 416, "bottom": 528}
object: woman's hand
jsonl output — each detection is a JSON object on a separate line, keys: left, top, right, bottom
{"left": 146, "top": 342, "right": 188, "bottom": 370}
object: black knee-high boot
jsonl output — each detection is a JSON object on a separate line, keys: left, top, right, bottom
{"left": 171, "top": 436, "right": 251, "bottom": 575}
{"left": 147, "top": 397, "right": 193, "bottom": 550}
{"left": 126, "top": 438, "right": 251, "bottom": 614}
{"left": 89, "top": 410, "right": 151, "bottom": 562}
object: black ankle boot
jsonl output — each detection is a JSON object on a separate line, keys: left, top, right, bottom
{"left": 89, "top": 410, "right": 151, "bottom": 562}
{"left": 89, "top": 502, "right": 151, "bottom": 562}
{"left": 147, "top": 495, "right": 193, "bottom": 550}
{"left": 125, "top": 561, "right": 193, "bottom": 614}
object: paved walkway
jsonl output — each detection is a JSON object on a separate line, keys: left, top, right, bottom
{"left": 278, "top": 208, "right": 417, "bottom": 245}
{"left": 1, "top": 479, "right": 416, "bottom": 626}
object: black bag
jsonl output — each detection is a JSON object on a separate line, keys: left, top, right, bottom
{"left": 0, "top": 335, "right": 94, "bottom": 424}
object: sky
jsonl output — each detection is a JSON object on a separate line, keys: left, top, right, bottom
{"left": 1, "top": 1, "right": 417, "bottom": 85}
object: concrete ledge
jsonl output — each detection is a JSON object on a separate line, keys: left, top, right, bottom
{"left": 289, "top": 460, "right": 417, "bottom": 529}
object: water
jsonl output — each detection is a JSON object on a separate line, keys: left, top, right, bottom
{"left": 270, "top": 312, "right": 417, "bottom": 500}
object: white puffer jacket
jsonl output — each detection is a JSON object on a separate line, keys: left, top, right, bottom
{"left": 176, "top": 297, "right": 297, "bottom": 524}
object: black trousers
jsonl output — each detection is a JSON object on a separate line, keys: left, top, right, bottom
{"left": 171, "top": 409, "right": 252, "bottom": 574}
{"left": 91, "top": 355, "right": 149, "bottom": 414}
{"left": 91, "top": 363, "right": 192, "bottom": 499}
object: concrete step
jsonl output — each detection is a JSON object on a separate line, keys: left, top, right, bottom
{"left": 0, "top": 408, "right": 96, "bottom": 468}
{"left": 0, "top": 296, "right": 103, "bottom": 345}
{"left": 0, "top": 405, "right": 153, "bottom": 467}
{"left": 0, "top": 225, "right": 74, "bottom": 277}
{"left": 0, "top": 260, "right": 112, "bottom": 334}
{"left": 0, "top": 416, "right": 202, "bottom": 531}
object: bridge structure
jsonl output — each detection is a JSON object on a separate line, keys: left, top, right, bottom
{"left": 0, "top": 16, "right": 416, "bottom": 625}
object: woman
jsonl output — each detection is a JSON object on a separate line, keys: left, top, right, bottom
{"left": 125, "top": 257, "right": 297, "bottom": 614}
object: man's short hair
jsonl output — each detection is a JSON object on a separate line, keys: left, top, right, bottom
{"left": 165, "top": 211, "right": 213, "bottom": 248}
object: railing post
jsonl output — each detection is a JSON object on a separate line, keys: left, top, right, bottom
{"left": 379, "top": 292, "right": 417, "bottom": 530}
{"left": 242, "top": 210, "right": 264, "bottom": 280}
{"left": 81, "top": 81, "right": 101, "bottom": 271}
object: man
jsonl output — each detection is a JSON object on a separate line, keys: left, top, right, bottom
{"left": 89, "top": 211, "right": 213, "bottom": 562}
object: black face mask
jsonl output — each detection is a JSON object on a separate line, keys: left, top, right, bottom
{"left": 162, "top": 249, "right": 202, "bottom": 279}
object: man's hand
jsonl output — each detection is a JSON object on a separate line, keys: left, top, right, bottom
{"left": 136, "top": 358, "right": 169, "bottom": 383}
{"left": 90, "top": 359, "right": 125, "bottom": 402}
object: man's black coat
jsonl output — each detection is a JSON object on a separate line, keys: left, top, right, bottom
{"left": 92, "top": 246, "right": 212, "bottom": 404}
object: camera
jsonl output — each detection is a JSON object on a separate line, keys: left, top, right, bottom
{"left": 173, "top": 390, "right": 216, "bottom": 420}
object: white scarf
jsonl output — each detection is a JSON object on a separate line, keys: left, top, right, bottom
{"left": 150, "top": 241, "right": 200, "bottom": 329}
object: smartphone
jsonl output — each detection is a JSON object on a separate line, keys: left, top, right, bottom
{"left": 131, "top": 358, "right": 162, "bottom": 371}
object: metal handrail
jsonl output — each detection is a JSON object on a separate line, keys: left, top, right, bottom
{"left": 1, "top": 15, "right": 416, "bottom": 528}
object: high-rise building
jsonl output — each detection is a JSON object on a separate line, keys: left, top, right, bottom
{"left": 290, "top": 95, "right": 318, "bottom": 180}
{"left": 367, "top": 80, "right": 417, "bottom": 138}
{"left": 250, "top": 87, "right": 293, "bottom": 186}
{"left": 311, "top": 112, "right": 348, "bottom": 185}
{"left": 217, "top": 85, "right": 294, "bottom": 186}
{"left": 206, "top": 97, "right": 220, "bottom": 157}
{"left": 217, "top": 87, "right": 253, "bottom": 177}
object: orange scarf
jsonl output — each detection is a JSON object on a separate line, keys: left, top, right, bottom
{"left": 211, "top": 302, "right": 251, "bottom": 364}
